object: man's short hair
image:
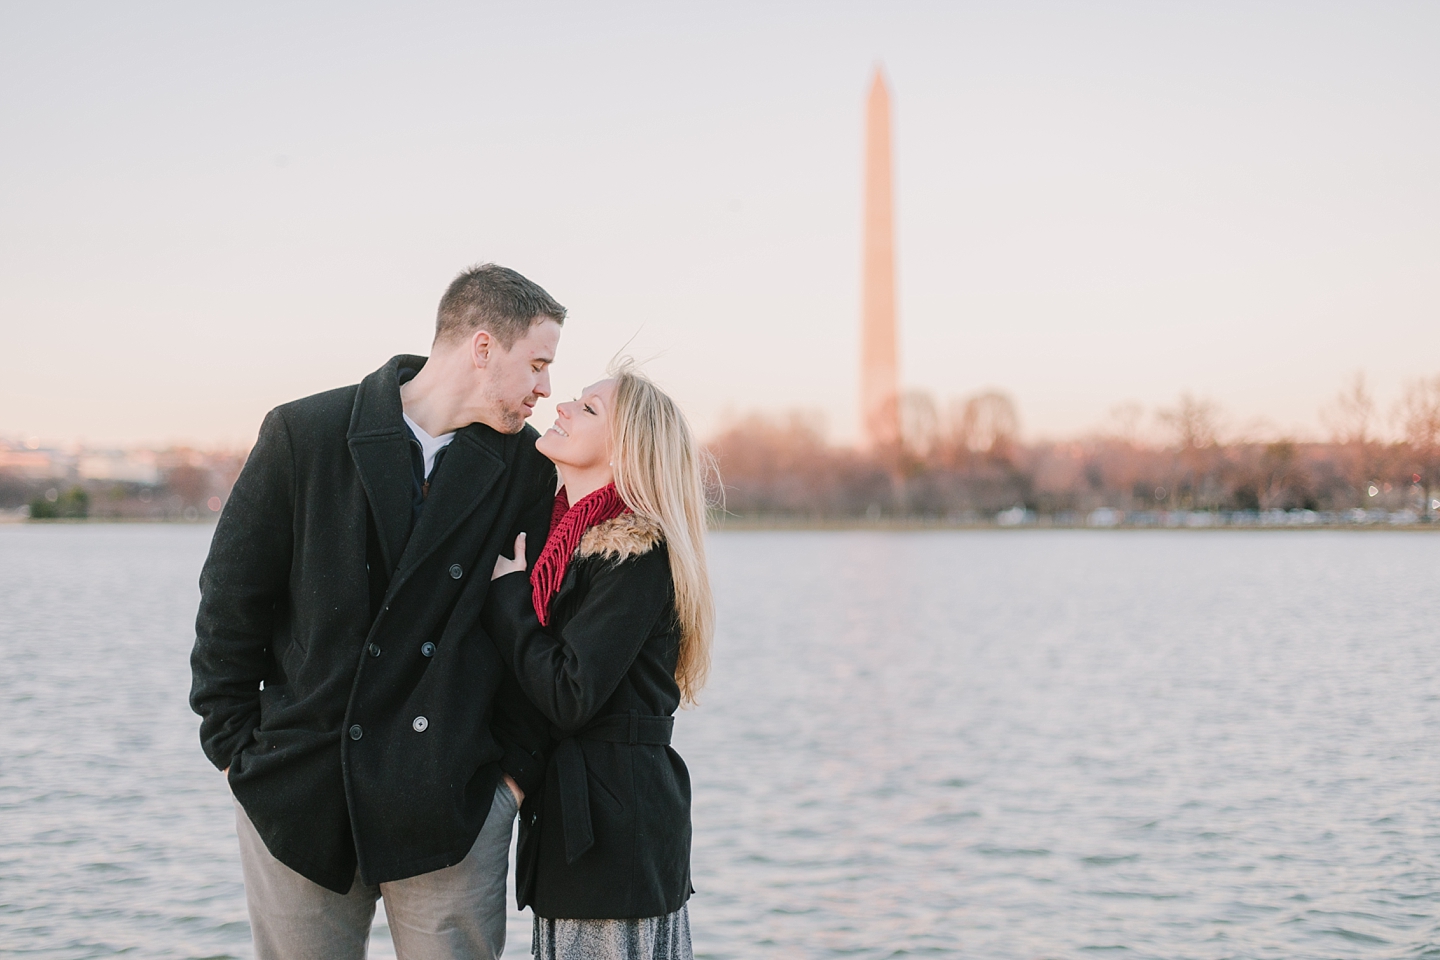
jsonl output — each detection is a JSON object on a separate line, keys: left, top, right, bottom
{"left": 435, "top": 263, "right": 567, "bottom": 348}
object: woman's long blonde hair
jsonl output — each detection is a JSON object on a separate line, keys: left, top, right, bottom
{"left": 608, "top": 360, "right": 715, "bottom": 705}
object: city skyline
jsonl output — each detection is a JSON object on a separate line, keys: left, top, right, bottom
{"left": 3, "top": 3, "right": 1438, "bottom": 448}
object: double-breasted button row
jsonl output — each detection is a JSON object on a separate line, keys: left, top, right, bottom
{"left": 448, "top": 564, "right": 463, "bottom": 579}
{"left": 368, "top": 642, "right": 437, "bottom": 658}
{"left": 351, "top": 720, "right": 428, "bottom": 737}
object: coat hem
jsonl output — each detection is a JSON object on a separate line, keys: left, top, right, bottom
{"left": 250, "top": 834, "right": 357, "bottom": 895}
{"left": 359, "top": 838, "right": 484, "bottom": 888}
{"left": 529, "top": 888, "right": 692, "bottom": 922}
{"left": 356, "top": 763, "right": 503, "bottom": 886}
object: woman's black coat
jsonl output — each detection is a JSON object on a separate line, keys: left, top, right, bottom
{"left": 484, "top": 512, "right": 693, "bottom": 920}
{"left": 189, "top": 355, "right": 553, "bottom": 893}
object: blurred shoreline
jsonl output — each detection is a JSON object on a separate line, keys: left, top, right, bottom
{"left": 709, "top": 379, "right": 1440, "bottom": 525}
{"left": 6, "top": 511, "right": 1437, "bottom": 531}
{"left": 7, "top": 407, "right": 1440, "bottom": 528}
{"left": 710, "top": 510, "right": 1440, "bottom": 531}
{"left": 0, "top": 440, "right": 243, "bottom": 522}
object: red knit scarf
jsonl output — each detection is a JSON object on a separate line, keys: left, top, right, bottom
{"left": 530, "top": 483, "right": 630, "bottom": 625}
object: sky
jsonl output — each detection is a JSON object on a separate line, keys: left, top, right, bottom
{"left": 2, "top": 1, "right": 1437, "bottom": 448}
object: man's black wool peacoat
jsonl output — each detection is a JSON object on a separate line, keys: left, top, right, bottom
{"left": 190, "top": 355, "right": 553, "bottom": 894}
{"left": 484, "top": 511, "right": 694, "bottom": 920}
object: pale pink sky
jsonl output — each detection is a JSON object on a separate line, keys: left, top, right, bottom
{"left": 2, "top": 2, "right": 1437, "bottom": 448}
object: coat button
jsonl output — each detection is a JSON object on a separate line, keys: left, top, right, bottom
{"left": 349, "top": 724, "right": 363, "bottom": 740}
{"left": 412, "top": 716, "right": 428, "bottom": 732}
{"left": 368, "top": 643, "right": 381, "bottom": 657}
{"left": 449, "top": 563, "right": 463, "bottom": 579}
{"left": 421, "top": 642, "right": 436, "bottom": 657}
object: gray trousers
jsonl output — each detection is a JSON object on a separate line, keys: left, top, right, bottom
{"left": 235, "top": 784, "right": 518, "bottom": 960}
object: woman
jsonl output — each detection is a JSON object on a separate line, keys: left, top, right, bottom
{"left": 486, "top": 362, "right": 714, "bottom": 960}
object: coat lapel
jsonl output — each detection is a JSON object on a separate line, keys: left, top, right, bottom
{"left": 394, "top": 425, "right": 509, "bottom": 580}
{"left": 551, "top": 562, "right": 584, "bottom": 610}
{"left": 347, "top": 355, "right": 424, "bottom": 577}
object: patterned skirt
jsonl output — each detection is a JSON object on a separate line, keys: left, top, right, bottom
{"left": 532, "top": 904, "right": 693, "bottom": 960}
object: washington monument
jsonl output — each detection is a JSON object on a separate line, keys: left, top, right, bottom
{"left": 861, "top": 66, "right": 900, "bottom": 451}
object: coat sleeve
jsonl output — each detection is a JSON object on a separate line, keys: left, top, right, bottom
{"left": 483, "top": 547, "right": 672, "bottom": 734}
{"left": 189, "top": 407, "right": 296, "bottom": 771}
{"left": 490, "top": 475, "right": 557, "bottom": 797}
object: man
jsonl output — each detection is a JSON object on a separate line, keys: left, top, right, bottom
{"left": 191, "top": 264, "right": 564, "bottom": 959}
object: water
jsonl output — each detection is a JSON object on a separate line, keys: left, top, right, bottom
{"left": 1, "top": 526, "right": 1437, "bottom": 959}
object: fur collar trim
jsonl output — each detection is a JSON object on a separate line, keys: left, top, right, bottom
{"left": 576, "top": 512, "right": 664, "bottom": 560}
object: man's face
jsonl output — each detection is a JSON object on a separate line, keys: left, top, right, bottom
{"left": 479, "top": 318, "right": 562, "bottom": 433}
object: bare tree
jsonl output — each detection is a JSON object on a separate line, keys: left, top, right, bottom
{"left": 1157, "top": 394, "right": 1223, "bottom": 450}
{"left": 1323, "top": 371, "right": 1380, "bottom": 502}
{"left": 1396, "top": 376, "right": 1440, "bottom": 450}
{"left": 1156, "top": 394, "right": 1224, "bottom": 509}
{"left": 900, "top": 390, "right": 940, "bottom": 460}
{"left": 1256, "top": 440, "right": 1310, "bottom": 511}
{"left": 1324, "top": 371, "right": 1377, "bottom": 447}
{"left": 1106, "top": 401, "right": 1145, "bottom": 446}
{"left": 1396, "top": 375, "right": 1440, "bottom": 516}
{"left": 957, "top": 391, "right": 1020, "bottom": 461}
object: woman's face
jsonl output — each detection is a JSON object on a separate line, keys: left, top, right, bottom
{"left": 535, "top": 378, "right": 618, "bottom": 471}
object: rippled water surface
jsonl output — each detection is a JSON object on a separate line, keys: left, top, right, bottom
{"left": 1, "top": 526, "right": 1437, "bottom": 958}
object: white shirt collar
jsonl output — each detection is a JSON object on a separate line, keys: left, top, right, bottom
{"left": 402, "top": 413, "right": 456, "bottom": 480}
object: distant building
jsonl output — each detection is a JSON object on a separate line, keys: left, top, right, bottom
{"left": 77, "top": 451, "right": 160, "bottom": 485}
{"left": 0, "top": 445, "right": 67, "bottom": 479}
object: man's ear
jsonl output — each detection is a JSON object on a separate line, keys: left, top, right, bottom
{"left": 470, "top": 329, "right": 494, "bottom": 369}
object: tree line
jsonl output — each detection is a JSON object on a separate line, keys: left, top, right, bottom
{"left": 706, "top": 374, "right": 1440, "bottom": 523}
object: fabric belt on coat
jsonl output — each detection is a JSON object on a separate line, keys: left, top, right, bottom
{"left": 554, "top": 710, "right": 674, "bottom": 865}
